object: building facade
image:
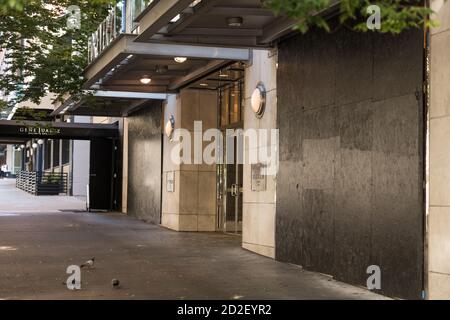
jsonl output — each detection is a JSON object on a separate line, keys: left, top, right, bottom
{"left": 57, "top": 0, "right": 450, "bottom": 300}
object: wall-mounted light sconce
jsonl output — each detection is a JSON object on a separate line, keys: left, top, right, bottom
{"left": 20, "top": 144, "right": 26, "bottom": 150}
{"left": 251, "top": 82, "right": 266, "bottom": 119}
{"left": 32, "top": 143, "right": 38, "bottom": 149}
{"left": 165, "top": 115, "right": 175, "bottom": 141}
{"left": 37, "top": 139, "right": 44, "bottom": 145}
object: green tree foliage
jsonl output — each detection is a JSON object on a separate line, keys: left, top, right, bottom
{"left": 0, "top": 0, "right": 113, "bottom": 111}
{"left": 264, "top": 0, "right": 438, "bottom": 33}
{"left": 0, "top": 0, "right": 26, "bottom": 12}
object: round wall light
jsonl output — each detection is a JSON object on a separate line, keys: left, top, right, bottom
{"left": 174, "top": 57, "right": 187, "bottom": 64}
{"left": 37, "top": 139, "right": 44, "bottom": 145}
{"left": 251, "top": 82, "right": 266, "bottom": 119}
{"left": 165, "top": 115, "right": 175, "bottom": 141}
{"left": 32, "top": 143, "right": 38, "bottom": 149}
{"left": 20, "top": 144, "right": 26, "bottom": 150}
{"left": 140, "top": 75, "right": 152, "bottom": 85}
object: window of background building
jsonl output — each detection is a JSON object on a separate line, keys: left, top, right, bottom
{"left": 131, "top": 0, "right": 152, "bottom": 31}
{"left": 53, "top": 140, "right": 60, "bottom": 168}
{"left": 62, "top": 140, "right": 70, "bottom": 165}
{"left": 44, "top": 140, "right": 51, "bottom": 170}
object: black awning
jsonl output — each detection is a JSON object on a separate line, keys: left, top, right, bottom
{"left": 0, "top": 120, "right": 119, "bottom": 140}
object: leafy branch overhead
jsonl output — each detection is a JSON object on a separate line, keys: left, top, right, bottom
{"left": 263, "top": 0, "right": 439, "bottom": 33}
{"left": 0, "top": 0, "right": 114, "bottom": 111}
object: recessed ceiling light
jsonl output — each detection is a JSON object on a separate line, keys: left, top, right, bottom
{"left": 140, "top": 75, "right": 152, "bottom": 85}
{"left": 156, "top": 65, "right": 168, "bottom": 74}
{"left": 227, "top": 17, "right": 243, "bottom": 27}
{"left": 174, "top": 57, "right": 187, "bottom": 63}
{"left": 171, "top": 14, "right": 181, "bottom": 23}
{"left": 199, "top": 83, "right": 208, "bottom": 87}
{"left": 219, "top": 71, "right": 229, "bottom": 78}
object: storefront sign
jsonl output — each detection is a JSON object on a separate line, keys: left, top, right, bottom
{"left": 19, "top": 126, "right": 61, "bottom": 136}
{"left": 0, "top": 120, "right": 118, "bottom": 140}
{"left": 251, "top": 163, "right": 267, "bottom": 192}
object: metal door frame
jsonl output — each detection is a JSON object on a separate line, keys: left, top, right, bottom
{"left": 217, "top": 133, "right": 243, "bottom": 235}
{"left": 216, "top": 78, "right": 244, "bottom": 234}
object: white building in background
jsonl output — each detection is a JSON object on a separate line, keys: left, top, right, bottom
{"left": 5, "top": 145, "right": 21, "bottom": 176}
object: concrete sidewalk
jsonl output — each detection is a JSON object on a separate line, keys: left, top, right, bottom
{"left": 0, "top": 179, "right": 388, "bottom": 300}
{"left": 0, "top": 179, "right": 86, "bottom": 212}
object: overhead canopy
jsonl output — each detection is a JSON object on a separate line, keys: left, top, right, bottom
{"left": 84, "top": 34, "right": 249, "bottom": 92}
{"left": 83, "top": 0, "right": 340, "bottom": 95}
{"left": 0, "top": 138, "right": 28, "bottom": 145}
{"left": 133, "top": 0, "right": 338, "bottom": 46}
{"left": 135, "top": 0, "right": 295, "bottom": 46}
{"left": 52, "top": 91, "right": 166, "bottom": 117}
{"left": 0, "top": 120, "right": 119, "bottom": 141}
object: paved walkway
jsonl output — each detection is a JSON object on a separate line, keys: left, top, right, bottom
{"left": 0, "top": 179, "right": 387, "bottom": 300}
{"left": 0, "top": 179, "right": 86, "bottom": 212}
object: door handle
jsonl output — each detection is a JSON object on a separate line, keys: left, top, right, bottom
{"left": 231, "top": 184, "right": 242, "bottom": 197}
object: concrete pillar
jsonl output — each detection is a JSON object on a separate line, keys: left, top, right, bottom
{"left": 428, "top": 0, "right": 450, "bottom": 300}
{"left": 122, "top": 117, "right": 129, "bottom": 214}
{"left": 242, "top": 49, "right": 278, "bottom": 258}
{"left": 6, "top": 145, "right": 14, "bottom": 174}
{"left": 161, "top": 89, "right": 218, "bottom": 232}
{"left": 72, "top": 116, "right": 91, "bottom": 198}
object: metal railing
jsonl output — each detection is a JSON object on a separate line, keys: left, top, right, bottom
{"left": 16, "top": 171, "right": 68, "bottom": 196}
{"left": 87, "top": 0, "right": 203, "bottom": 64}
{"left": 88, "top": 1, "right": 126, "bottom": 63}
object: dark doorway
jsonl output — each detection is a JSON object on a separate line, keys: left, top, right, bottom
{"left": 89, "top": 138, "right": 116, "bottom": 211}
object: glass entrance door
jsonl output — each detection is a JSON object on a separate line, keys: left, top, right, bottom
{"left": 213, "top": 63, "right": 245, "bottom": 234}
{"left": 217, "top": 135, "right": 243, "bottom": 234}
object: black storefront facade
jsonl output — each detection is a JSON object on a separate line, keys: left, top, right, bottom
{"left": 275, "top": 27, "right": 425, "bottom": 299}
{"left": 0, "top": 120, "right": 121, "bottom": 211}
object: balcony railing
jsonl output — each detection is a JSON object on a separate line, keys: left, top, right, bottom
{"left": 88, "top": 1, "right": 126, "bottom": 63}
{"left": 87, "top": 0, "right": 204, "bottom": 64}
{"left": 16, "top": 171, "right": 68, "bottom": 196}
